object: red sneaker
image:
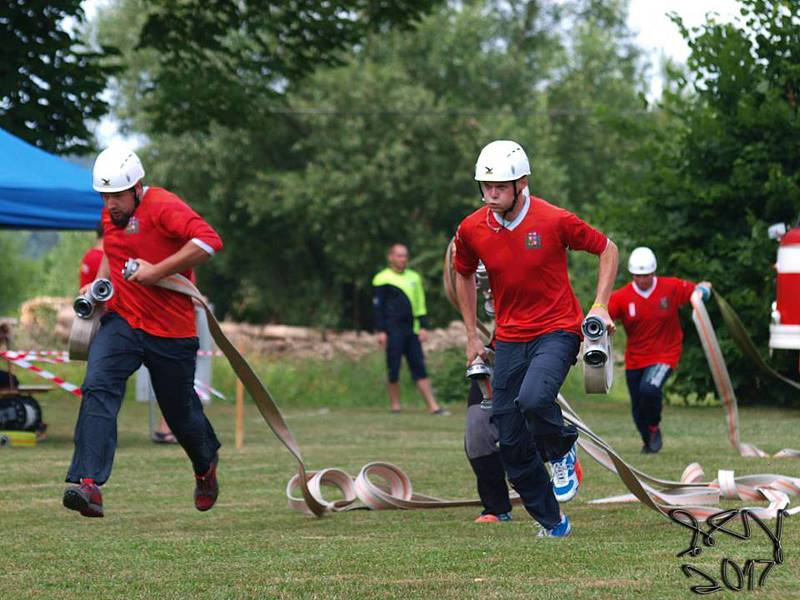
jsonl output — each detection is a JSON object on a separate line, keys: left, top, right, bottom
{"left": 63, "top": 479, "right": 104, "bottom": 518}
{"left": 475, "top": 513, "right": 500, "bottom": 523}
{"left": 194, "top": 457, "right": 219, "bottom": 511}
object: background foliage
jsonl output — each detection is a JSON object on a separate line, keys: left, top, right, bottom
{"left": 0, "top": 0, "right": 116, "bottom": 152}
{"left": 596, "top": 0, "right": 800, "bottom": 404}
{"left": 3, "top": 0, "right": 799, "bottom": 404}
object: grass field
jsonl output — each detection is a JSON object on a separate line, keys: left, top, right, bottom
{"left": 2, "top": 350, "right": 800, "bottom": 599}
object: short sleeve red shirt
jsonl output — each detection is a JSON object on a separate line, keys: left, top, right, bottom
{"left": 454, "top": 197, "right": 608, "bottom": 341}
{"left": 79, "top": 247, "right": 104, "bottom": 288}
{"left": 102, "top": 187, "right": 222, "bottom": 338}
{"left": 608, "top": 277, "right": 696, "bottom": 370}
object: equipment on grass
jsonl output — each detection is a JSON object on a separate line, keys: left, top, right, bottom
{"left": 0, "top": 394, "right": 43, "bottom": 431}
{"left": 0, "top": 430, "right": 36, "bottom": 447}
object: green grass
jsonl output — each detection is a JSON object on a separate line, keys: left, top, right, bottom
{"left": 2, "top": 350, "right": 800, "bottom": 599}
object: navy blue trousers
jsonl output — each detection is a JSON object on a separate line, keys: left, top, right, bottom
{"left": 491, "top": 331, "right": 580, "bottom": 528}
{"left": 66, "top": 313, "right": 221, "bottom": 485}
{"left": 625, "top": 363, "right": 672, "bottom": 442}
{"left": 385, "top": 328, "right": 427, "bottom": 382}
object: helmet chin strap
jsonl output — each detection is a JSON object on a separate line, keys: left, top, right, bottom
{"left": 500, "top": 183, "right": 529, "bottom": 228}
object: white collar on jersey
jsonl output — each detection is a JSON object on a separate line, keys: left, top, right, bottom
{"left": 490, "top": 187, "right": 531, "bottom": 231}
{"left": 633, "top": 276, "right": 658, "bottom": 299}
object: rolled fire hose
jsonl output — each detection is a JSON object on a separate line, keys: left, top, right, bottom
{"left": 690, "top": 290, "right": 800, "bottom": 458}
{"left": 434, "top": 257, "right": 800, "bottom": 521}
{"left": 68, "top": 278, "right": 116, "bottom": 361}
{"left": 582, "top": 315, "right": 614, "bottom": 394}
{"left": 65, "top": 261, "right": 800, "bottom": 521}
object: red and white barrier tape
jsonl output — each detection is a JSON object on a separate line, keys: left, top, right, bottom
{"left": 2, "top": 349, "right": 221, "bottom": 359}
{"left": 2, "top": 351, "right": 225, "bottom": 400}
{"left": 2, "top": 356, "right": 81, "bottom": 397}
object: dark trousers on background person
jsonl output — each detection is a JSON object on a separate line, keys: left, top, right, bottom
{"left": 385, "top": 326, "right": 427, "bottom": 382}
{"left": 66, "top": 313, "right": 221, "bottom": 485}
{"left": 625, "top": 363, "right": 672, "bottom": 443}
{"left": 490, "top": 330, "right": 581, "bottom": 528}
{"left": 465, "top": 381, "right": 511, "bottom": 517}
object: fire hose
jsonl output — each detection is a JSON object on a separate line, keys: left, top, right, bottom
{"left": 63, "top": 260, "right": 800, "bottom": 521}
{"left": 690, "top": 290, "right": 800, "bottom": 458}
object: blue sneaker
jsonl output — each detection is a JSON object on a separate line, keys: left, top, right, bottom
{"left": 538, "top": 514, "right": 571, "bottom": 537}
{"left": 550, "top": 443, "right": 579, "bottom": 502}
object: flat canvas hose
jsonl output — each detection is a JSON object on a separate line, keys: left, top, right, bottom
{"left": 65, "top": 263, "right": 800, "bottom": 521}
{"left": 690, "top": 290, "right": 800, "bottom": 458}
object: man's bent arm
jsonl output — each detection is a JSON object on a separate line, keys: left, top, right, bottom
{"left": 455, "top": 271, "right": 485, "bottom": 363}
{"left": 588, "top": 239, "right": 619, "bottom": 330}
{"left": 130, "top": 241, "right": 213, "bottom": 286}
{"left": 96, "top": 254, "right": 110, "bottom": 280}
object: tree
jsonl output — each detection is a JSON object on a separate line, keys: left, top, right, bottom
{"left": 0, "top": 1, "right": 116, "bottom": 153}
{"left": 126, "top": 0, "right": 444, "bottom": 135}
{"left": 601, "top": 0, "right": 800, "bottom": 404}
{"left": 96, "top": 0, "right": 650, "bottom": 329}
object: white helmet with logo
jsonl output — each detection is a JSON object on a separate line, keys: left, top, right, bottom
{"left": 92, "top": 146, "right": 145, "bottom": 193}
{"left": 628, "top": 246, "right": 657, "bottom": 275}
{"left": 474, "top": 140, "right": 531, "bottom": 182}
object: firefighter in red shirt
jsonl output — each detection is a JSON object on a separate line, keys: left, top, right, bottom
{"left": 608, "top": 247, "right": 711, "bottom": 454}
{"left": 79, "top": 221, "right": 104, "bottom": 288}
{"left": 62, "top": 146, "right": 223, "bottom": 518}
{"left": 454, "top": 140, "right": 618, "bottom": 537}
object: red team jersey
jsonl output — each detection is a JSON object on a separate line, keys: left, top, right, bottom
{"left": 102, "top": 187, "right": 222, "bottom": 338}
{"left": 79, "top": 247, "right": 104, "bottom": 288}
{"left": 454, "top": 197, "right": 608, "bottom": 342}
{"left": 608, "top": 277, "right": 696, "bottom": 370}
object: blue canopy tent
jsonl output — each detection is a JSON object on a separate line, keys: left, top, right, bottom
{"left": 0, "top": 128, "right": 101, "bottom": 230}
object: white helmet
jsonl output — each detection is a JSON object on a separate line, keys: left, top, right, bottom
{"left": 92, "top": 146, "right": 145, "bottom": 193}
{"left": 628, "top": 246, "right": 657, "bottom": 275}
{"left": 474, "top": 140, "right": 531, "bottom": 182}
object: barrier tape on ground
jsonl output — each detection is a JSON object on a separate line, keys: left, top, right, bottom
{"left": 2, "top": 350, "right": 221, "bottom": 359}
{"left": 1, "top": 350, "right": 226, "bottom": 401}
{"left": 691, "top": 291, "right": 800, "bottom": 458}
{"left": 1, "top": 356, "right": 82, "bottom": 397}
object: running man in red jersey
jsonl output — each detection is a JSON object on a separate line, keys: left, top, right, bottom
{"left": 608, "top": 247, "right": 711, "bottom": 454}
{"left": 453, "top": 140, "right": 618, "bottom": 537}
{"left": 62, "top": 146, "right": 223, "bottom": 518}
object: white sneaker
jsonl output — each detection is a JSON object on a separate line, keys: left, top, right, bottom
{"left": 537, "top": 514, "right": 572, "bottom": 537}
{"left": 550, "top": 444, "right": 579, "bottom": 502}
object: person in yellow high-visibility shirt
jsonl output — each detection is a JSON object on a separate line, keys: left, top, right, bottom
{"left": 373, "top": 244, "right": 449, "bottom": 415}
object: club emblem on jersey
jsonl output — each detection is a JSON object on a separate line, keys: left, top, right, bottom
{"left": 125, "top": 216, "right": 139, "bottom": 234}
{"left": 525, "top": 231, "right": 541, "bottom": 249}
{"left": 660, "top": 296, "right": 670, "bottom": 309}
